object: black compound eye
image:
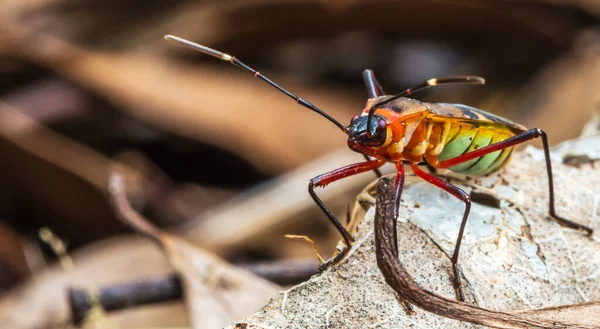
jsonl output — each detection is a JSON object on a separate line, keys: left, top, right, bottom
{"left": 351, "top": 115, "right": 359, "bottom": 124}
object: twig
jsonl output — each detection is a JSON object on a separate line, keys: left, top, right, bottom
{"left": 374, "top": 176, "right": 595, "bottom": 329}
{"left": 38, "top": 227, "right": 74, "bottom": 272}
{"left": 68, "top": 258, "right": 317, "bottom": 323}
{"left": 240, "top": 259, "right": 317, "bottom": 285}
{"left": 69, "top": 275, "right": 182, "bottom": 325}
{"left": 106, "top": 173, "right": 281, "bottom": 329}
{"left": 107, "top": 174, "right": 163, "bottom": 242}
{"left": 284, "top": 235, "right": 325, "bottom": 264}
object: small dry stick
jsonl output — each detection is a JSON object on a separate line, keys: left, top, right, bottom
{"left": 39, "top": 228, "right": 111, "bottom": 326}
{"left": 284, "top": 234, "right": 325, "bottom": 264}
{"left": 69, "top": 275, "right": 182, "bottom": 324}
{"left": 39, "top": 227, "right": 74, "bottom": 271}
{"left": 69, "top": 259, "right": 318, "bottom": 323}
{"left": 374, "top": 176, "right": 596, "bottom": 329}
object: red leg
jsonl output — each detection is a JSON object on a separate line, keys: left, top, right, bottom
{"left": 411, "top": 163, "right": 470, "bottom": 301}
{"left": 393, "top": 163, "right": 405, "bottom": 221}
{"left": 391, "top": 162, "right": 415, "bottom": 312}
{"left": 363, "top": 154, "right": 383, "bottom": 178}
{"left": 438, "top": 128, "right": 592, "bottom": 234}
{"left": 389, "top": 163, "right": 406, "bottom": 259}
{"left": 310, "top": 159, "right": 386, "bottom": 270}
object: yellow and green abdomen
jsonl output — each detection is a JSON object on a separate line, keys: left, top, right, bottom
{"left": 431, "top": 122, "right": 515, "bottom": 175}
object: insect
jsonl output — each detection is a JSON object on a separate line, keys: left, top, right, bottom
{"left": 164, "top": 35, "right": 594, "bottom": 301}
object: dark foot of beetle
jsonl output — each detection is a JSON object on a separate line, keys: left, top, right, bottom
{"left": 550, "top": 212, "right": 593, "bottom": 235}
{"left": 452, "top": 263, "right": 465, "bottom": 302}
{"left": 397, "top": 295, "right": 415, "bottom": 314}
{"left": 318, "top": 245, "right": 351, "bottom": 272}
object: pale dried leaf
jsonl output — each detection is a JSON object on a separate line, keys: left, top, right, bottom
{"left": 224, "top": 134, "right": 600, "bottom": 328}
{"left": 0, "top": 236, "right": 180, "bottom": 329}
{"left": 108, "top": 174, "right": 279, "bottom": 329}
{"left": 375, "top": 175, "right": 599, "bottom": 328}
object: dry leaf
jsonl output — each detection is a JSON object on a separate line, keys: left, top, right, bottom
{"left": 0, "top": 236, "right": 181, "bottom": 329}
{"left": 375, "top": 176, "right": 599, "bottom": 329}
{"left": 223, "top": 129, "right": 600, "bottom": 328}
{"left": 108, "top": 173, "right": 279, "bottom": 329}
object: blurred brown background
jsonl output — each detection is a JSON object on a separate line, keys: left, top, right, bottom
{"left": 0, "top": 0, "right": 599, "bottom": 327}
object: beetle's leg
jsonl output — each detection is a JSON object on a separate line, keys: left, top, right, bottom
{"left": 360, "top": 156, "right": 435, "bottom": 179}
{"left": 363, "top": 69, "right": 386, "bottom": 98}
{"left": 363, "top": 154, "right": 383, "bottom": 178}
{"left": 411, "top": 163, "right": 470, "bottom": 301}
{"left": 391, "top": 163, "right": 406, "bottom": 256}
{"left": 389, "top": 162, "right": 415, "bottom": 312}
{"left": 438, "top": 128, "right": 593, "bottom": 234}
{"left": 310, "top": 159, "right": 386, "bottom": 271}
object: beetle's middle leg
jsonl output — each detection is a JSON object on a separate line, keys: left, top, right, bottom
{"left": 411, "top": 163, "right": 471, "bottom": 302}
{"left": 385, "top": 162, "right": 415, "bottom": 313}
{"left": 310, "top": 159, "right": 386, "bottom": 271}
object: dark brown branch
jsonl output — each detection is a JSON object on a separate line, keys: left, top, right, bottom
{"left": 69, "top": 275, "right": 182, "bottom": 325}
{"left": 68, "top": 259, "right": 317, "bottom": 324}
{"left": 374, "top": 176, "right": 594, "bottom": 329}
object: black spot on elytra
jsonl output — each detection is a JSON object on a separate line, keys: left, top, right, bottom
{"left": 453, "top": 104, "right": 481, "bottom": 120}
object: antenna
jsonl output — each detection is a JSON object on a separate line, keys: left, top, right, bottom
{"left": 165, "top": 35, "right": 347, "bottom": 132}
{"left": 366, "top": 76, "right": 485, "bottom": 137}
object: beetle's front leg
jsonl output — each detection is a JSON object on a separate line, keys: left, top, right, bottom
{"left": 309, "top": 159, "right": 386, "bottom": 271}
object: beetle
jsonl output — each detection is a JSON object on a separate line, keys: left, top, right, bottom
{"left": 164, "top": 35, "right": 594, "bottom": 301}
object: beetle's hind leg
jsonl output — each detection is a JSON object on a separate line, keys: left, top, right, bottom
{"left": 418, "top": 129, "right": 594, "bottom": 300}
{"left": 415, "top": 129, "right": 594, "bottom": 300}
{"left": 309, "top": 159, "right": 386, "bottom": 271}
{"left": 437, "top": 128, "right": 593, "bottom": 234}
{"left": 411, "top": 163, "right": 471, "bottom": 301}
{"left": 537, "top": 130, "right": 594, "bottom": 234}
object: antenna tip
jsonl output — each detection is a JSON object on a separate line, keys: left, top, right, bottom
{"left": 466, "top": 76, "right": 485, "bottom": 84}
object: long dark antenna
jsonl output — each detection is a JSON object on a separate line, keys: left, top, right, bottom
{"left": 366, "top": 76, "right": 485, "bottom": 136}
{"left": 164, "top": 35, "right": 347, "bottom": 132}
